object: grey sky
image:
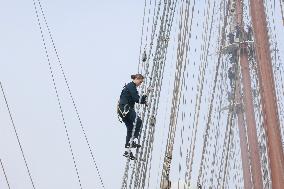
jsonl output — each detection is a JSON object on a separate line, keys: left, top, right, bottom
{"left": 0, "top": 1, "right": 145, "bottom": 188}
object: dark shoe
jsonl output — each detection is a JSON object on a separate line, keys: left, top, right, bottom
{"left": 123, "top": 151, "right": 136, "bottom": 160}
{"left": 125, "top": 141, "right": 141, "bottom": 148}
{"left": 197, "top": 183, "right": 202, "bottom": 189}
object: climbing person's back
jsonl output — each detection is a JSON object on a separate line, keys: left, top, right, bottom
{"left": 119, "top": 81, "right": 146, "bottom": 109}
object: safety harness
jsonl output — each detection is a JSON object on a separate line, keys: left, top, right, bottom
{"left": 117, "top": 101, "right": 130, "bottom": 123}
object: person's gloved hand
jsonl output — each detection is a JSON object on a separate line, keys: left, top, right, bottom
{"left": 144, "top": 95, "right": 148, "bottom": 106}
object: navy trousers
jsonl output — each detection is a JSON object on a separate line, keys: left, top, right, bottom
{"left": 120, "top": 107, "right": 142, "bottom": 147}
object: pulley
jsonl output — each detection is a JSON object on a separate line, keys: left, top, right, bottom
{"left": 142, "top": 50, "right": 147, "bottom": 62}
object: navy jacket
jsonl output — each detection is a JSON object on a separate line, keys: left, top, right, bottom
{"left": 119, "top": 82, "right": 147, "bottom": 109}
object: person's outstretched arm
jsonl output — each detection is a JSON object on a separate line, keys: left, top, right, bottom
{"left": 127, "top": 83, "right": 147, "bottom": 104}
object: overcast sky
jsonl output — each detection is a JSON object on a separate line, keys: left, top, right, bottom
{"left": 0, "top": 1, "right": 146, "bottom": 188}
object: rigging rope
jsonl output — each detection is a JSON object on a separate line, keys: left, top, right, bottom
{"left": 33, "top": 0, "right": 106, "bottom": 187}
{"left": 124, "top": 1, "right": 180, "bottom": 189}
{"left": 187, "top": 6, "right": 213, "bottom": 189}
{"left": 0, "top": 158, "right": 11, "bottom": 189}
{"left": 138, "top": 0, "right": 151, "bottom": 73}
{"left": 154, "top": 7, "right": 179, "bottom": 188}
{"left": 31, "top": 1, "right": 83, "bottom": 188}
{"left": 0, "top": 82, "right": 36, "bottom": 189}
{"left": 184, "top": 0, "right": 216, "bottom": 186}
{"left": 159, "top": 0, "right": 194, "bottom": 187}
{"left": 196, "top": 0, "right": 232, "bottom": 185}
{"left": 120, "top": 90, "right": 148, "bottom": 189}
{"left": 136, "top": 1, "right": 179, "bottom": 188}
{"left": 124, "top": 0, "right": 283, "bottom": 187}
{"left": 279, "top": 0, "right": 284, "bottom": 25}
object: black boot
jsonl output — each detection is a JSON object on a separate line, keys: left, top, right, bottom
{"left": 123, "top": 151, "right": 136, "bottom": 160}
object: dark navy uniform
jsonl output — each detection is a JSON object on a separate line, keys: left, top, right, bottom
{"left": 118, "top": 82, "right": 147, "bottom": 147}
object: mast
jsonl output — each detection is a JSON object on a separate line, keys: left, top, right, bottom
{"left": 235, "top": 0, "right": 264, "bottom": 188}
{"left": 235, "top": 81, "right": 253, "bottom": 189}
{"left": 235, "top": 109, "right": 253, "bottom": 189}
{"left": 249, "top": 0, "right": 284, "bottom": 188}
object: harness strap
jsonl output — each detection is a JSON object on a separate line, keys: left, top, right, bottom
{"left": 117, "top": 101, "right": 130, "bottom": 123}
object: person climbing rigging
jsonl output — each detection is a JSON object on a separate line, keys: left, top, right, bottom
{"left": 235, "top": 25, "right": 242, "bottom": 40}
{"left": 228, "top": 32, "right": 235, "bottom": 44}
{"left": 228, "top": 65, "right": 236, "bottom": 89}
{"left": 117, "top": 74, "right": 148, "bottom": 160}
{"left": 246, "top": 25, "right": 253, "bottom": 41}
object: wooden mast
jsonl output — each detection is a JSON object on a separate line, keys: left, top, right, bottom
{"left": 235, "top": 0, "right": 264, "bottom": 188}
{"left": 249, "top": 0, "right": 284, "bottom": 188}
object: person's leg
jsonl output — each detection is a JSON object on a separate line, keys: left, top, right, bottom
{"left": 123, "top": 109, "right": 142, "bottom": 148}
{"left": 134, "top": 117, "right": 142, "bottom": 139}
{"left": 128, "top": 110, "right": 142, "bottom": 139}
{"left": 123, "top": 119, "right": 133, "bottom": 148}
